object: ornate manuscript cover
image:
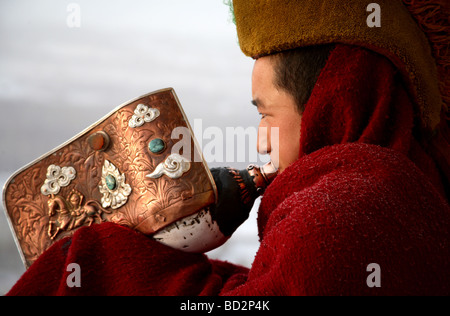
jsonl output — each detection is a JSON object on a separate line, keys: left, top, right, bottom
{"left": 2, "top": 88, "right": 217, "bottom": 268}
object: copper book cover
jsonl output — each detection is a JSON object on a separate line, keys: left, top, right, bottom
{"left": 2, "top": 88, "right": 218, "bottom": 268}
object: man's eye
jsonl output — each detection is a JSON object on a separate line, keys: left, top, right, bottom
{"left": 259, "top": 113, "right": 267, "bottom": 119}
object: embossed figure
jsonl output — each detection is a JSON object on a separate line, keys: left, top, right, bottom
{"left": 47, "top": 189, "right": 110, "bottom": 240}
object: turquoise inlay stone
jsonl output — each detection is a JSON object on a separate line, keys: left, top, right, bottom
{"left": 149, "top": 138, "right": 166, "bottom": 154}
{"left": 105, "top": 174, "right": 117, "bottom": 191}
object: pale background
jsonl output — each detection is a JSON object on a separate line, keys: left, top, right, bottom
{"left": 0, "top": 0, "right": 263, "bottom": 294}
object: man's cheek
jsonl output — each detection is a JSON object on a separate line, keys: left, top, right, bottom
{"left": 268, "top": 127, "right": 280, "bottom": 170}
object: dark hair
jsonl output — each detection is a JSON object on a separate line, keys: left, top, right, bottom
{"left": 272, "top": 45, "right": 335, "bottom": 114}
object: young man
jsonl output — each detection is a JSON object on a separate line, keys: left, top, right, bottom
{"left": 8, "top": 0, "right": 449, "bottom": 295}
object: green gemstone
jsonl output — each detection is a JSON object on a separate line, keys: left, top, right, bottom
{"left": 149, "top": 138, "right": 166, "bottom": 154}
{"left": 105, "top": 174, "right": 117, "bottom": 190}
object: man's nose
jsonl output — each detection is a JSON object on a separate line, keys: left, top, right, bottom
{"left": 257, "top": 125, "right": 271, "bottom": 155}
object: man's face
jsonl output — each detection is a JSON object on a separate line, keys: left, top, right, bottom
{"left": 252, "top": 56, "right": 303, "bottom": 174}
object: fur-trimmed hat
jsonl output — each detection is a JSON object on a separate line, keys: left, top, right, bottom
{"left": 229, "top": 0, "right": 449, "bottom": 133}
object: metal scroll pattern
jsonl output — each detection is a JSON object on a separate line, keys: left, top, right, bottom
{"left": 4, "top": 91, "right": 214, "bottom": 267}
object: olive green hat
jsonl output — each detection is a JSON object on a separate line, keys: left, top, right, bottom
{"left": 229, "top": 0, "right": 449, "bottom": 132}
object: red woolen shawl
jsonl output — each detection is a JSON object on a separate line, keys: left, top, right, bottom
{"left": 299, "top": 45, "right": 447, "bottom": 197}
{"left": 7, "top": 45, "right": 450, "bottom": 296}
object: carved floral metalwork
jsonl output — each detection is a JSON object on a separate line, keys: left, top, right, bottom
{"left": 3, "top": 89, "right": 217, "bottom": 268}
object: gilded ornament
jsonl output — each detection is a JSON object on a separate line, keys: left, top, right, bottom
{"left": 41, "top": 165, "right": 77, "bottom": 196}
{"left": 99, "top": 160, "right": 132, "bottom": 209}
{"left": 146, "top": 153, "right": 191, "bottom": 179}
{"left": 128, "top": 104, "right": 160, "bottom": 128}
{"left": 47, "top": 189, "right": 111, "bottom": 240}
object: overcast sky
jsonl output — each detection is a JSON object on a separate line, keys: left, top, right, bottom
{"left": 0, "top": 0, "right": 259, "bottom": 172}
